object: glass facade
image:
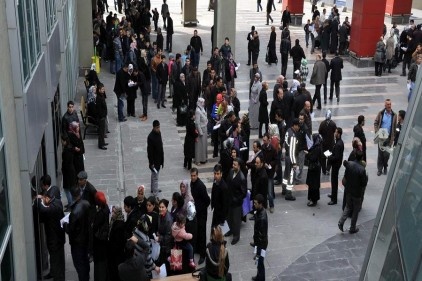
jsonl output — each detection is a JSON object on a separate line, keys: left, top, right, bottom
{"left": 361, "top": 69, "right": 422, "bottom": 280}
{"left": 45, "top": 0, "right": 57, "bottom": 36}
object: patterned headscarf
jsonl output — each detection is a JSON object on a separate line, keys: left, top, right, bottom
{"left": 180, "top": 179, "right": 194, "bottom": 211}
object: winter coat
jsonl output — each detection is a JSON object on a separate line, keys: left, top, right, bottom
{"left": 171, "top": 222, "right": 192, "bottom": 242}
{"left": 310, "top": 60, "right": 327, "bottom": 85}
{"left": 258, "top": 89, "right": 269, "bottom": 123}
{"left": 374, "top": 40, "right": 386, "bottom": 63}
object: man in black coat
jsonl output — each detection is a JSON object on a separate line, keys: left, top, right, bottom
{"left": 114, "top": 64, "right": 130, "bottom": 122}
{"left": 61, "top": 100, "right": 79, "bottom": 137}
{"left": 318, "top": 110, "right": 337, "bottom": 175}
{"left": 96, "top": 83, "right": 108, "bottom": 150}
{"left": 187, "top": 67, "right": 202, "bottom": 110}
{"left": 190, "top": 168, "right": 211, "bottom": 264}
{"left": 329, "top": 52, "right": 344, "bottom": 103}
{"left": 290, "top": 39, "right": 306, "bottom": 75}
{"left": 338, "top": 152, "right": 368, "bottom": 234}
{"left": 148, "top": 120, "right": 164, "bottom": 196}
{"left": 353, "top": 115, "right": 367, "bottom": 162}
{"left": 261, "top": 134, "right": 277, "bottom": 212}
{"left": 34, "top": 191, "right": 66, "bottom": 281}
{"left": 211, "top": 164, "right": 229, "bottom": 227}
{"left": 118, "top": 240, "right": 148, "bottom": 281}
{"left": 40, "top": 174, "right": 61, "bottom": 200}
{"left": 328, "top": 127, "right": 344, "bottom": 205}
{"left": 64, "top": 186, "right": 91, "bottom": 281}
{"left": 279, "top": 31, "right": 291, "bottom": 77}
{"left": 156, "top": 55, "right": 168, "bottom": 108}
{"left": 225, "top": 158, "right": 247, "bottom": 245}
{"left": 252, "top": 194, "right": 268, "bottom": 281}
{"left": 190, "top": 30, "right": 203, "bottom": 68}
{"left": 321, "top": 52, "right": 330, "bottom": 104}
{"left": 270, "top": 87, "right": 294, "bottom": 126}
{"left": 165, "top": 12, "right": 173, "bottom": 52}
{"left": 247, "top": 26, "right": 256, "bottom": 65}
{"left": 281, "top": 6, "right": 292, "bottom": 29}
{"left": 253, "top": 156, "right": 268, "bottom": 209}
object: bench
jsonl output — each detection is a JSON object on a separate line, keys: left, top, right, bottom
{"left": 80, "top": 95, "right": 98, "bottom": 139}
{"left": 152, "top": 273, "right": 197, "bottom": 281}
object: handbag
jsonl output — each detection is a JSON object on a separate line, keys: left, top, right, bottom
{"left": 170, "top": 246, "right": 183, "bottom": 271}
{"left": 242, "top": 190, "right": 252, "bottom": 216}
{"left": 192, "top": 268, "right": 207, "bottom": 280}
{"left": 179, "top": 102, "right": 188, "bottom": 115}
{"left": 265, "top": 51, "right": 269, "bottom": 63}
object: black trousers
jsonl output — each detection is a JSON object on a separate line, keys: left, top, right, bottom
{"left": 142, "top": 94, "right": 148, "bottom": 116}
{"left": 50, "top": 245, "right": 65, "bottom": 281}
{"left": 375, "top": 62, "right": 383, "bottom": 76}
{"left": 330, "top": 80, "right": 340, "bottom": 99}
{"left": 196, "top": 214, "right": 207, "bottom": 258}
{"left": 71, "top": 246, "right": 90, "bottom": 281}
{"left": 248, "top": 49, "right": 253, "bottom": 65}
{"left": 212, "top": 130, "right": 219, "bottom": 157}
{"left": 166, "top": 34, "right": 173, "bottom": 51}
{"left": 330, "top": 165, "right": 340, "bottom": 203}
{"left": 252, "top": 52, "right": 259, "bottom": 65}
{"left": 339, "top": 194, "right": 362, "bottom": 230}
{"left": 312, "top": 84, "right": 322, "bottom": 108}
{"left": 321, "top": 155, "right": 331, "bottom": 174}
{"left": 281, "top": 54, "right": 288, "bottom": 76}
{"left": 293, "top": 60, "right": 301, "bottom": 75}
{"left": 98, "top": 117, "right": 106, "bottom": 147}
{"left": 323, "top": 78, "right": 328, "bottom": 101}
{"left": 127, "top": 98, "right": 135, "bottom": 116}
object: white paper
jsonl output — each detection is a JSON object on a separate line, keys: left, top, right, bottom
{"left": 153, "top": 168, "right": 158, "bottom": 174}
{"left": 306, "top": 134, "right": 313, "bottom": 150}
{"left": 220, "top": 220, "right": 230, "bottom": 235}
{"left": 266, "top": 164, "right": 272, "bottom": 170}
{"left": 240, "top": 147, "right": 248, "bottom": 151}
{"left": 310, "top": 112, "right": 315, "bottom": 121}
{"left": 401, "top": 47, "right": 407, "bottom": 51}
{"left": 260, "top": 249, "right": 266, "bottom": 258}
{"left": 324, "top": 150, "right": 332, "bottom": 157}
{"left": 151, "top": 263, "right": 167, "bottom": 279}
{"left": 213, "top": 123, "right": 221, "bottom": 130}
{"left": 254, "top": 246, "right": 257, "bottom": 254}
{"left": 407, "top": 83, "right": 411, "bottom": 91}
{"left": 60, "top": 213, "right": 70, "bottom": 228}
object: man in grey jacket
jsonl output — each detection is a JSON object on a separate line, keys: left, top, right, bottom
{"left": 310, "top": 54, "right": 327, "bottom": 110}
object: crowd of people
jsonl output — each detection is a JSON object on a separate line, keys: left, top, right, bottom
{"left": 31, "top": 1, "right": 421, "bottom": 281}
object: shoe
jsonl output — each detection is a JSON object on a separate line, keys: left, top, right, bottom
{"left": 198, "top": 257, "right": 205, "bottom": 265}
{"left": 307, "top": 201, "right": 317, "bottom": 207}
{"left": 252, "top": 277, "right": 257, "bottom": 281}
{"left": 231, "top": 237, "right": 239, "bottom": 245}
{"left": 377, "top": 171, "right": 382, "bottom": 176}
{"left": 338, "top": 222, "right": 344, "bottom": 232}
{"left": 400, "top": 73, "right": 406, "bottom": 76}
{"left": 104, "top": 143, "right": 109, "bottom": 146}
{"left": 249, "top": 216, "right": 255, "bottom": 221}
{"left": 274, "top": 181, "right": 281, "bottom": 185}
{"left": 316, "top": 106, "right": 322, "bottom": 110}
{"left": 167, "top": 95, "right": 172, "bottom": 98}
{"left": 99, "top": 146, "right": 107, "bottom": 150}
{"left": 119, "top": 118, "right": 127, "bottom": 122}
{"left": 328, "top": 201, "right": 337, "bottom": 205}
{"left": 242, "top": 215, "right": 247, "bottom": 222}
{"left": 349, "top": 228, "right": 359, "bottom": 234}
{"left": 324, "top": 100, "right": 327, "bottom": 104}
{"left": 161, "top": 103, "right": 166, "bottom": 108}
{"left": 189, "top": 260, "right": 196, "bottom": 268}
{"left": 250, "top": 242, "right": 255, "bottom": 247}
{"left": 246, "top": 63, "right": 251, "bottom": 66}
{"left": 265, "top": 23, "right": 269, "bottom": 25}
{"left": 157, "top": 104, "right": 160, "bottom": 109}
{"left": 383, "top": 167, "right": 388, "bottom": 175}
{"left": 285, "top": 195, "right": 296, "bottom": 201}
{"left": 327, "top": 194, "right": 332, "bottom": 198}
{"left": 337, "top": 97, "right": 340, "bottom": 103}
{"left": 224, "top": 231, "right": 232, "bottom": 237}
{"left": 269, "top": 207, "right": 274, "bottom": 213}
{"left": 43, "top": 273, "right": 53, "bottom": 279}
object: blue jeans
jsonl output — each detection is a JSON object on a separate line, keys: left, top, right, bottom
{"left": 114, "top": 53, "right": 122, "bottom": 74}
{"left": 408, "top": 81, "right": 415, "bottom": 101}
{"left": 151, "top": 72, "right": 158, "bottom": 100}
{"left": 267, "top": 177, "right": 274, "bottom": 208}
{"left": 71, "top": 246, "right": 90, "bottom": 281}
{"left": 64, "top": 189, "right": 72, "bottom": 206}
{"left": 117, "top": 97, "right": 125, "bottom": 121}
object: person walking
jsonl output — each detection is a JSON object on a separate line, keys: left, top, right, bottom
{"left": 148, "top": 120, "right": 164, "bottom": 196}
{"left": 281, "top": 6, "right": 291, "bottom": 29}
{"left": 353, "top": 115, "right": 367, "bottom": 162}
{"left": 257, "top": 0, "right": 263, "bottom": 12}
{"left": 374, "top": 36, "right": 386, "bottom": 77}
{"left": 306, "top": 133, "right": 323, "bottom": 206}
{"left": 310, "top": 54, "right": 327, "bottom": 110}
{"left": 267, "top": 26, "right": 278, "bottom": 65}
{"left": 279, "top": 30, "right": 291, "bottom": 76}
{"left": 250, "top": 73, "right": 262, "bottom": 129}
{"left": 95, "top": 83, "right": 108, "bottom": 150}
{"left": 327, "top": 127, "right": 344, "bottom": 205}
{"left": 195, "top": 98, "right": 208, "bottom": 164}
{"left": 165, "top": 12, "right": 173, "bottom": 52}
{"left": 338, "top": 151, "right": 368, "bottom": 234}
{"left": 290, "top": 39, "right": 306, "bottom": 75}
{"left": 329, "top": 52, "right": 343, "bottom": 103}
{"left": 374, "top": 99, "right": 397, "bottom": 176}
{"left": 266, "top": 0, "right": 274, "bottom": 25}
{"left": 114, "top": 64, "right": 130, "bottom": 122}
{"left": 251, "top": 194, "right": 268, "bottom": 281}
{"left": 258, "top": 82, "right": 270, "bottom": 139}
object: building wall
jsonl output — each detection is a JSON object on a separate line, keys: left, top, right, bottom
{"left": 1, "top": 0, "right": 80, "bottom": 278}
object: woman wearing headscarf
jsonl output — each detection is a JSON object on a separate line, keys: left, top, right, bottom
{"left": 92, "top": 192, "right": 110, "bottom": 281}
{"left": 174, "top": 73, "right": 189, "bottom": 126}
{"left": 306, "top": 133, "right": 323, "bottom": 206}
{"left": 108, "top": 206, "right": 126, "bottom": 281}
{"left": 87, "top": 85, "right": 98, "bottom": 124}
{"left": 86, "top": 63, "right": 101, "bottom": 87}
{"left": 183, "top": 110, "right": 198, "bottom": 170}
{"left": 67, "top": 121, "right": 85, "bottom": 174}
{"left": 146, "top": 196, "right": 159, "bottom": 239}
{"left": 249, "top": 73, "right": 262, "bottom": 129}
{"left": 267, "top": 26, "right": 278, "bottom": 65}
{"left": 180, "top": 180, "right": 198, "bottom": 253}
{"left": 195, "top": 98, "right": 208, "bottom": 165}
{"left": 170, "top": 192, "right": 185, "bottom": 222}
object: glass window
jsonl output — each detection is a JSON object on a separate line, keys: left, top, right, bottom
{"left": 379, "top": 229, "right": 405, "bottom": 281}
{"left": 0, "top": 112, "right": 3, "bottom": 138}
{"left": 1, "top": 240, "right": 14, "bottom": 281}
{"left": 0, "top": 148, "right": 9, "bottom": 243}
{"left": 17, "top": 2, "right": 30, "bottom": 82}
{"left": 45, "top": 0, "right": 57, "bottom": 36}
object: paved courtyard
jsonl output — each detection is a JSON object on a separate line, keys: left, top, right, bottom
{"left": 62, "top": 0, "right": 419, "bottom": 280}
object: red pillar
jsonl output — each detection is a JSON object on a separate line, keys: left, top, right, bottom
{"left": 349, "top": 0, "right": 387, "bottom": 58}
{"left": 385, "top": 0, "right": 412, "bottom": 24}
{"left": 281, "top": 0, "right": 304, "bottom": 26}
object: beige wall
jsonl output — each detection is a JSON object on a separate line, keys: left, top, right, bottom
{"left": 77, "top": 0, "right": 94, "bottom": 69}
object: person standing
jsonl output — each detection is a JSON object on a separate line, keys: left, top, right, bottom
{"left": 247, "top": 26, "right": 256, "bottom": 66}
{"left": 374, "top": 36, "right": 386, "bottom": 77}
{"left": 262, "top": 134, "right": 277, "bottom": 212}
{"left": 250, "top": 73, "right": 262, "bottom": 129}
{"left": 161, "top": 0, "right": 169, "bottom": 30}
{"left": 195, "top": 98, "right": 208, "bottom": 165}
{"left": 184, "top": 110, "right": 198, "bottom": 170}
{"left": 61, "top": 101, "right": 79, "bottom": 138}
{"left": 138, "top": 49, "right": 150, "bottom": 121}
{"left": 148, "top": 120, "right": 164, "bottom": 196}
{"left": 319, "top": 110, "right": 337, "bottom": 175}
{"left": 114, "top": 64, "right": 130, "bottom": 122}
{"left": 156, "top": 55, "right": 168, "bottom": 108}
{"left": 190, "top": 30, "right": 203, "bottom": 68}
{"left": 385, "top": 32, "right": 396, "bottom": 73}
{"left": 64, "top": 186, "right": 91, "bottom": 281}
{"left": 68, "top": 122, "right": 85, "bottom": 175}
{"left": 281, "top": 6, "right": 291, "bottom": 29}
{"left": 321, "top": 52, "right": 330, "bottom": 104}
{"left": 338, "top": 152, "right": 368, "bottom": 234}
{"left": 126, "top": 65, "right": 138, "bottom": 117}
{"left": 92, "top": 192, "right": 110, "bottom": 281}
{"left": 304, "top": 19, "right": 311, "bottom": 48}
{"left": 407, "top": 53, "right": 422, "bottom": 101}
{"left": 310, "top": 54, "right": 327, "bottom": 110}
{"left": 258, "top": 82, "right": 269, "bottom": 139}
{"left": 282, "top": 119, "right": 300, "bottom": 201}
{"left": 267, "top": 26, "right": 277, "bottom": 65}
{"left": 61, "top": 136, "right": 75, "bottom": 208}
{"left": 306, "top": 133, "right": 323, "bottom": 206}
{"left": 225, "top": 158, "right": 247, "bottom": 245}
{"left": 279, "top": 30, "right": 291, "bottom": 77}
{"left": 251, "top": 31, "right": 260, "bottom": 65}
{"left": 252, "top": 156, "right": 268, "bottom": 210}
{"left": 290, "top": 39, "right": 306, "bottom": 75}
{"left": 205, "top": 226, "right": 230, "bottom": 280}
{"left": 190, "top": 168, "right": 211, "bottom": 265}
{"left": 95, "top": 83, "right": 108, "bottom": 150}
{"left": 327, "top": 127, "right": 344, "bottom": 205}
{"left": 374, "top": 99, "right": 397, "bottom": 176}
{"left": 211, "top": 164, "right": 229, "bottom": 227}
{"left": 353, "top": 115, "right": 367, "bottom": 162}
{"left": 251, "top": 194, "right": 268, "bottom": 281}
{"left": 329, "top": 52, "right": 343, "bottom": 103}
{"left": 165, "top": 12, "right": 173, "bottom": 52}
